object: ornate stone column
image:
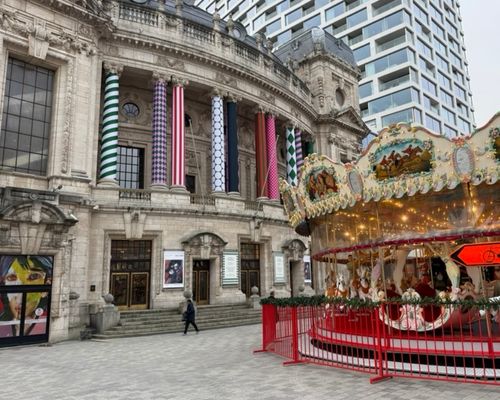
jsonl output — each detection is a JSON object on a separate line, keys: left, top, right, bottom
{"left": 265, "top": 113, "right": 279, "bottom": 200}
{"left": 286, "top": 123, "right": 297, "bottom": 186}
{"left": 226, "top": 95, "right": 239, "bottom": 195}
{"left": 171, "top": 77, "right": 188, "bottom": 189}
{"left": 151, "top": 73, "right": 169, "bottom": 189}
{"left": 254, "top": 109, "right": 268, "bottom": 199}
{"left": 295, "top": 128, "right": 304, "bottom": 171}
{"left": 211, "top": 89, "right": 225, "bottom": 193}
{"left": 98, "top": 62, "right": 122, "bottom": 186}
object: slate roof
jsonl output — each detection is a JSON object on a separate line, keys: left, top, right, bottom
{"left": 274, "top": 28, "right": 357, "bottom": 69}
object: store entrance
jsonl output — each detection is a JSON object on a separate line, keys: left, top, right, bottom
{"left": 110, "top": 240, "right": 151, "bottom": 310}
{"left": 192, "top": 260, "right": 210, "bottom": 305}
{"left": 0, "top": 255, "right": 53, "bottom": 347}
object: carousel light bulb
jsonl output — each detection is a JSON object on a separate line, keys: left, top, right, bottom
{"left": 401, "top": 215, "right": 409, "bottom": 222}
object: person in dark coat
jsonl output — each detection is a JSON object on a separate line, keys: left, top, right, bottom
{"left": 183, "top": 299, "right": 199, "bottom": 335}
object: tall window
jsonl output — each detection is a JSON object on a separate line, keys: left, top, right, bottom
{"left": 117, "top": 145, "right": 144, "bottom": 189}
{"left": 0, "top": 58, "right": 53, "bottom": 175}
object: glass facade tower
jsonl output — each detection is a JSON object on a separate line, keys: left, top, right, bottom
{"left": 195, "top": 0, "right": 475, "bottom": 136}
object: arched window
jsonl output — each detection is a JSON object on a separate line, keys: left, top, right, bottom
{"left": 335, "top": 89, "right": 345, "bottom": 107}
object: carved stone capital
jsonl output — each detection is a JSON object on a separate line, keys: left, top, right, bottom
{"left": 210, "top": 87, "right": 223, "bottom": 98}
{"left": 226, "top": 93, "right": 242, "bottom": 103}
{"left": 152, "top": 71, "right": 169, "bottom": 84}
{"left": 254, "top": 105, "right": 266, "bottom": 115}
{"left": 171, "top": 76, "right": 189, "bottom": 87}
{"left": 103, "top": 62, "right": 123, "bottom": 76}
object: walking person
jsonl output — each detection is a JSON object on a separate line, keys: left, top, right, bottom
{"left": 183, "top": 299, "right": 199, "bottom": 335}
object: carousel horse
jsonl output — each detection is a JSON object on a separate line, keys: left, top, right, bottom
{"left": 425, "top": 243, "right": 461, "bottom": 289}
{"left": 383, "top": 248, "right": 410, "bottom": 295}
{"left": 334, "top": 273, "right": 350, "bottom": 298}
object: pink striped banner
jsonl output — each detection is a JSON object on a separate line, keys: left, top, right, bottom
{"left": 171, "top": 84, "right": 185, "bottom": 187}
{"left": 266, "top": 114, "right": 279, "bottom": 200}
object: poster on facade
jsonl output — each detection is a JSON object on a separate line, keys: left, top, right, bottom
{"left": 303, "top": 255, "right": 312, "bottom": 283}
{"left": 163, "top": 250, "right": 184, "bottom": 288}
{"left": 0, "top": 255, "right": 52, "bottom": 339}
{"left": 222, "top": 251, "right": 239, "bottom": 286}
{"left": 273, "top": 252, "right": 286, "bottom": 284}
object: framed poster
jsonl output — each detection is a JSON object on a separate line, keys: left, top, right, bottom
{"left": 303, "top": 255, "right": 312, "bottom": 283}
{"left": 273, "top": 252, "right": 285, "bottom": 284}
{"left": 163, "top": 250, "right": 185, "bottom": 289}
{"left": 222, "top": 251, "right": 239, "bottom": 286}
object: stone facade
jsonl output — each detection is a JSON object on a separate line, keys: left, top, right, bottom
{"left": 0, "top": 0, "right": 368, "bottom": 344}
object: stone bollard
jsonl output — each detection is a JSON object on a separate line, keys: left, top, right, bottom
{"left": 250, "top": 286, "right": 261, "bottom": 310}
{"left": 89, "top": 293, "right": 120, "bottom": 334}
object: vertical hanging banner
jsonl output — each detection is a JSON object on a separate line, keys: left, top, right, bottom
{"left": 273, "top": 252, "right": 285, "bottom": 284}
{"left": 303, "top": 255, "right": 312, "bottom": 283}
{"left": 163, "top": 250, "right": 185, "bottom": 288}
{"left": 222, "top": 250, "right": 239, "bottom": 286}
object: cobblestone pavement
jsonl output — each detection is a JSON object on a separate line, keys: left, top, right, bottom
{"left": 1, "top": 324, "right": 497, "bottom": 400}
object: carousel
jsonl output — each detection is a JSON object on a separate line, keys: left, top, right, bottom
{"left": 279, "top": 113, "right": 500, "bottom": 380}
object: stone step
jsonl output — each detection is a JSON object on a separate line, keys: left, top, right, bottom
{"left": 120, "top": 310, "right": 260, "bottom": 324}
{"left": 110, "top": 316, "right": 261, "bottom": 332}
{"left": 92, "top": 320, "right": 260, "bottom": 340}
{"left": 93, "top": 302, "right": 262, "bottom": 340}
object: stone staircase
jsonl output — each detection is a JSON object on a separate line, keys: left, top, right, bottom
{"left": 92, "top": 304, "right": 261, "bottom": 340}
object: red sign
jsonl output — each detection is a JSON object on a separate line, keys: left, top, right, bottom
{"left": 450, "top": 242, "right": 500, "bottom": 267}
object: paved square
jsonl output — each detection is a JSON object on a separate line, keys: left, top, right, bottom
{"left": 1, "top": 325, "right": 497, "bottom": 400}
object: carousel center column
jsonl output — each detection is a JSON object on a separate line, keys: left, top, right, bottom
{"left": 98, "top": 62, "right": 123, "bottom": 187}
{"left": 170, "top": 77, "right": 189, "bottom": 191}
{"left": 211, "top": 89, "right": 225, "bottom": 194}
{"left": 254, "top": 108, "right": 268, "bottom": 199}
{"left": 151, "top": 72, "right": 169, "bottom": 189}
{"left": 286, "top": 123, "right": 297, "bottom": 186}
{"left": 265, "top": 113, "right": 279, "bottom": 200}
{"left": 226, "top": 94, "right": 240, "bottom": 196}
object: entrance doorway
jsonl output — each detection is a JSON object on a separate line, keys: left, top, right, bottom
{"left": 0, "top": 255, "right": 53, "bottom": 347}
{"left": 192, "top": 260, "right": 210, "bottom": 305}
{"left": 110, "top": 240, "right": 151, "bottom": 310}
{"left": 240, "top": 243, "right": 260, "bottom": 297}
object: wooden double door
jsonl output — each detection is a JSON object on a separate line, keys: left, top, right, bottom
{"left": 193, "top": 260, "right": 210, "bottom": 305}
{"left": 110, "top": 240, "right": 151, "bottom": 310}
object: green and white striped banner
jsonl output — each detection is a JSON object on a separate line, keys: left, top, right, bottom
{"left": 286, "top": 126, "right": 297, "bottom": 185}
{"left": 99, "top": 73, "right": 119, "bottom": 180}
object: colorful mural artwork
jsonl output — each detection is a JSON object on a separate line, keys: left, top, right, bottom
{"left": 0, "top": 256, "right": 53, "bottom": 339}
{"left": 371, "top": 139, "right": 433, "bottom": 180}
{"left": 306, "top": 168, "right": 338, "bottom": 201}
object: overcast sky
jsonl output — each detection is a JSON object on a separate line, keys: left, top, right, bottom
{"left": 459, "top": 1, "right": 500, "bottom": 128}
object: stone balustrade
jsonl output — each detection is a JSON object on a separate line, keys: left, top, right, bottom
{"left": 91, "top": 187, "right": 287, "bottom": 221}
{"left": 113, "top": 1, "right": 312, "bottom": 105}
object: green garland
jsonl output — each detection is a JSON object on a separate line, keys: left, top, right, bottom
{"left": 260, "top": 295, "right": 500, "bottom": 311}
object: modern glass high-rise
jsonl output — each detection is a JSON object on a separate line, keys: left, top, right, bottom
{"left": 195, "top": 0, "right": 475, "bottom": 137}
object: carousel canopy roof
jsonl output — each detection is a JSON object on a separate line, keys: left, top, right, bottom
{"left": 280, "top": 113, "right": 500, "bottom": 251}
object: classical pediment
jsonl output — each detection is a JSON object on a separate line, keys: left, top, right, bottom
{"left": 331, "top": 106, "right": 370, "bottom": 136}
{"left": 0, "top": 196, "right": 78, "bottom": 253}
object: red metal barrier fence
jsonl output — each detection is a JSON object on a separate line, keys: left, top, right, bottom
{"left": 255, "top": 302, "right": 499, "bottom": 385}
